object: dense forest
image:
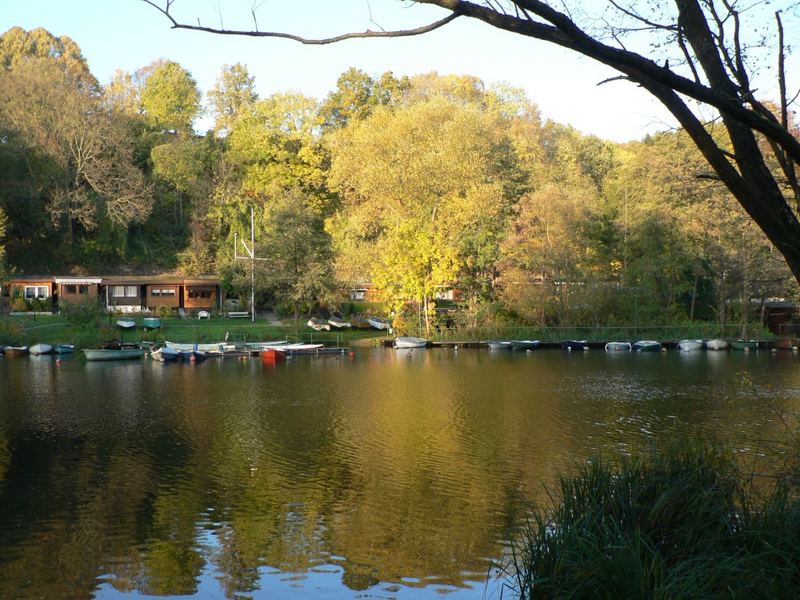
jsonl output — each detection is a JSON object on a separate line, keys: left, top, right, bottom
{"left": 0, "top": 26, "right": 796, "bottom": 330}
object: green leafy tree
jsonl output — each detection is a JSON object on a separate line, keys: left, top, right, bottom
{"left": 207, "top": 62, "right": 257, "bottom": 136}
{"left": 140, "top": 60, "right": 201, "bottom": 133}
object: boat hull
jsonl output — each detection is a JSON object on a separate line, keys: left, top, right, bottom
{"left": 731, "top": 340, "right": 758, "bottom": 351}
{"left": 678, "top": 339, "right": 704, "bottom": 352}
{"left": 395, "top": 337, "right": 428, "bottom": 349}
{"left": 142, "top": 318, "right": 161, "bottom": 329}
{"left": 487, "top": 341, "right": 512, "bottom": 350}
{"left": 83, "top": 348, "right": 143, "bottom": 361}
{"left": 632, "top": 340, "right": 661, "bottom": 352}
{"left": 605, "top": 341, "right": 632, "bottom": 352}
{"left": 116, "top": 319, "right": 136, "bottom": 329}
{"left": 563, "top": 340, "right": 589, "bottom": 351}
{"left": 53, "top": 344, "right": 76, "bottom": 354}
{"left": 705, "top": 339, "right": 729, "bottom": 351}
{"left": 3, "top": 346, "right": 29, "bottom": 357}
{"left": 368, "top": 317, "right": 390, "bottom": 330}
{"left": 511, "top": 340, "right": 540, "bottom": 351}
{"left": 29, "top": 343, "right": 53, "bottom": 355}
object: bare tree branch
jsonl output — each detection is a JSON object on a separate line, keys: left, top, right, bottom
{"left": 140, "top": 0, "right": 461, "bottom": 44}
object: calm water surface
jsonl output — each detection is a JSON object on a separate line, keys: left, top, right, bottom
{"left": 1, "top": 348, "right": 799, "bottom": 599}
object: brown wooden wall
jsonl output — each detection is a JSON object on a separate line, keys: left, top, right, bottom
{"left": 9, "top": 280, "right": 54, "bottom": 299}
{"left": 59, "top": 283, "right": 99, "bottom": 303}
{"left": 184, "top": 286, "right": 217, "bottom": 310}
{"left": 146, "top": 284, "right": 180, "bottom": 308}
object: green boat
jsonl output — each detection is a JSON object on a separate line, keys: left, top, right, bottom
{"left": 731, "top": 339, "right": 758, "bottom": 351}
{"left": 53, "top": 344, "right": 76, "bottom": 354}
{"left": 82, "top": 348, "right": 144, "bottom": 361}
{"left": 143, "top": 317, "right": 161, "bottom": 329}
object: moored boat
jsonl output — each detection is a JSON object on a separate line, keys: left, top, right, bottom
{"left": 605, "top": 341, "right": 632, "bottom": 352}
{"left": 328, "top": 315, "right": 352, "bottom": 329}
{"left": 510, "top": 340, "right": 540, "bottom": 351}
{"left": 142, "top": 317, "right": 161, "bottom": 329}
{"left": 731, "top": 339, "right": 758, "bottom": 351}
{"left": 29, "top": 343, "right": 53, "bottom": 355}
{"left": 776, "top": 338, "right": 797, "bottom": 351}
{"left": 395, "top": 336, "right": 428, "bottom": 349}
{"left": 368, "top": 316, "right": 391, "bottom": 330}
{"left": 165, "top": 341, "right": 235, "bottom": 353}
{"left": 632, "top": 340, "right": 661, "bottom": 352}
{"left": 3, "top": 346, "right": 29, "bottom": 357}
{"left": 116, "top": 318, "right": 136, "bottom": 330}
{"left": 307, "top": 316, "right": 331, "bottom": 331}
{"left": 349, "top": 315, "right": 372, "bottom": 328}
{"left": 563, "top": 340, "right": 589, "bottom": 351}
{"left": 150, "top": 346, "right": 179, "bottom": 362}
{"left": 677, "top": 339, "right": 704, "bottom": 352}
{"left": 53, "top": 344, "right": 76, "bottom": 355}
{"left": 82, "top": 347, "right": 143, "bottom": 361}
{"left": 487, "top": 340, "right": 512, "bottom": 350}
{"left": 705, "top": 339, "right": 729, "bottom": 351}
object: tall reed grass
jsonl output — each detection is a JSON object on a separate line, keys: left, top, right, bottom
{"left": 512, "top": 439, "right": 800, "bottom": 598}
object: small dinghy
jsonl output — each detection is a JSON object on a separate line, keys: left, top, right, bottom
{"left": 368, "top": 316, "right": 391, "bottom": 330}
{"left": 678, "top": 339, "right": 704, "bottom": 352}
{"left": 29, "top": 343, "right": 53, "bottom": 355}
{"left": 487, "top": 340, "right": 512, "bottom": 350}
{"left": 150, "top": 346, "right": 179, "bottom": 362}
{"left": 328, "top": 315, "right": 352, "bottom": 329}
{"left": 705, "top": 339, "right": 729, "bottom": 351}
{"left": 83, "top": 346, "right": 143, "bottom": 361}
{"left": 307, "top": 316, "right": 331, "bottom": 331}
{"left": 395, "top": 337, "right": 428, "bottom": 349}
{"left": 142, "top": 317, "right": 161, "bottom": 330}
{"left": 632, "top": 340, "right": 661, "bottom": 352}
{"left": 53, "top": 344, "right": 76, "bottom": 355}
{"left": 3, "top": 346, "right": 29, "bottom": 357}
{"left": 510, "top": 340, "right": 540, "bottom": 351}
{"left": 563, "top": 340, "right": 589, "bottom": 351}
{"left": 605, "top": 341, "right": 632, "bottom": 352}
{"left": 116, "top": 318, "right": 136, "bottom": 330}
{"left": 731, "top": 339, "right": 758, "bottom": 351}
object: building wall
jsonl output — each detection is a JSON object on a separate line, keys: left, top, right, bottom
{"left": 184, "top": 286, "right": 217, "bottom": 310}
{"left": 106, "top": 284, "right": 144, "bottom": 308}
{"left": 59, "top": 283, "right": 99, "bottom": 304}
{"left": 9, "top": 280, "right": 54, "bottom": 300}
{"left": 146, "top": 284, "right": 180, "bottom": 309}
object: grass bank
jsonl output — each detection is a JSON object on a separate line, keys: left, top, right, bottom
{"left": 0, "top": 314, "right": 388, "bottom": 348}
{"left": 511, "top": 439, "right": 800, "bottom": 598}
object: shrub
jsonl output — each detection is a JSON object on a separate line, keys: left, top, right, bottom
{"left": 10, "top": 297, "right": 27, "bottom": 312}
{"left": 512, "top": 439, "right": 800, "bottom": 599}
{"left": 0, "top": 320, "right": 24, "bottom": 345}
{"left": 62, "top": 300, "right": 106, "bottom": 326}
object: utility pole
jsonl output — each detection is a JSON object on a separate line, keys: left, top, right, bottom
{"left": 234, "top": 206, "right": 268, "bottom": 323}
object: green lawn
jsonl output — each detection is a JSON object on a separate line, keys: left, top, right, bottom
{"left": 0, "top": 314, "right": 388, "bottom": 348}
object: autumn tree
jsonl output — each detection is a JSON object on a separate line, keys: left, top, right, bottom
{"left": 142, "top": 0, "right": 800, "bottom": 289}
{"left": 140, "top": 60, "right": 201, "bottom": 134}
{"left": 207, "top": 62, "right": 257, "bottom": 136}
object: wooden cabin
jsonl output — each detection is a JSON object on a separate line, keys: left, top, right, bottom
{"left": 6, "top": 273, "right": 222, "bottom": 314}
{"left": 55, "top": 277, "right": 102, "bottom": 305}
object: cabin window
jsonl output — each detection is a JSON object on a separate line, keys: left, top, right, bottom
{"left": 64, "top": 284, "right": 77, "bottom": 295}
{"left": 113, "top": 286, "right": 126, "bottom": 298}
{"left": 188, "top": 289, "right": 212, "bottom": 299}
{"left": 126, "top": 286, "right": 138, "bottom": 297}
{"left": 79, "top": 285, "right": 89, "bottom": 295}
{"left": 24, "top": 286, "right": 49, "bottom": 299}
{"left": 152, "top": 288, "right": 176, "bottom": 296}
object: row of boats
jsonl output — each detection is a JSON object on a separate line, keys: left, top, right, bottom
{"left": 392, "top": 338, "right": 782, "bottom": 351}
{"left": 1, "top": 340, "right": 328, "bottom": 361}
{"left": 307, "top": 315, "right": 390, "bottom": 331}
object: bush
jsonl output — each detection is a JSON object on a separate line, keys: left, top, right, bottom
{"left": 62, "top": 300, "right": 106, "bottom": 326}
{"left": 0, "top": 320, "right": 24, "bottom": 345}
{"left": 10, "top": 297, "right": 27, "bottom": 312}
{"left": 513, "top": 439, "right": 800, "bottom": 599}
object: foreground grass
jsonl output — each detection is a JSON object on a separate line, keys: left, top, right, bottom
{"left": 513, "top": 439, "right": 800, "bottom": 599}
{"left": 0, "top": 314, "right": 388, "bottom": 348}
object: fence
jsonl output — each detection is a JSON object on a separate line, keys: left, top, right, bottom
{"left": 431, "top": 323, "right": 772, "bottom": 342}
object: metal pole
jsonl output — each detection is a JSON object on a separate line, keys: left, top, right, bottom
{"left": 251, "top": 207, "right": 255, "bottom": 324}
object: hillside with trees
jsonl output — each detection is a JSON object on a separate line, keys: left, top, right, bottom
{"left": 0, "top": 26, "right": 796, "bottom": 330}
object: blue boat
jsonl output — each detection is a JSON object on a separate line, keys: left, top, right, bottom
{"left": 143, "top": 317, "right": 161, "bottom": 330}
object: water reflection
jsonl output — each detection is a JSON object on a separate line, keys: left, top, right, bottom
{"left": 0, "top": 349, "right": 799, "bottom": 598}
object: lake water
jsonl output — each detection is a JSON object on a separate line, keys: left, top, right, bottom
{"left": 1, "top": 347, "right": 799, "bottom": 599}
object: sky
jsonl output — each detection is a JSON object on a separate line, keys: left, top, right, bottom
{"left": 0, "top": 0, "right": 779, "bottom": 142}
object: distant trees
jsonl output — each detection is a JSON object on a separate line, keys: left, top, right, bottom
{"left": 2, "top": 22, "right": 796, "bottom": 326}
